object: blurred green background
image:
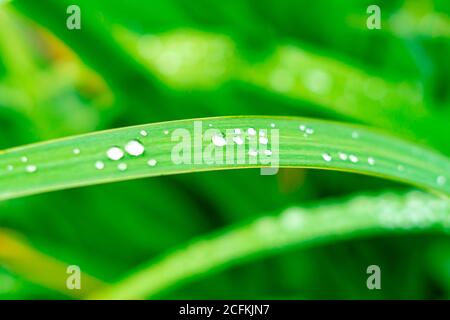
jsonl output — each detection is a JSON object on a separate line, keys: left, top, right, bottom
{"left": 0, "top": 0, "right": 449, "bottom": 299}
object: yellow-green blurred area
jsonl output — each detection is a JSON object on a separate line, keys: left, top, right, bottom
{"left": 0, "top": 0, "right": 449, "bottom": 299}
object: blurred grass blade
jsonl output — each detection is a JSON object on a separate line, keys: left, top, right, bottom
{"left": 90, "top": 190, "right": 450, "bottom": 299}
{"left": 0, "top": 229, "right": 104, "bottom": 297}
{"left": 1, "top": 116, "right": 449, "bottom": 201}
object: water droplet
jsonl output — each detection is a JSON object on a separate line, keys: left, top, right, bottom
{"left": 118, "top": 163, "right": 128, "bottom": 171}
{"left": 322, "top": 153, "right": 332, "bottom": 162}
{"left": 140, "top": 130, "right": 148, "bottom": 137}
{"left": 125, "top": 140, "right": 145, "bottom": 156}
{"left": 264, "top": 150, "right": 273, "bottom": 156}
{"left": 248, "top": 128, "right": 256, "bottom": 136}
{"left": 368, "top": 157, "right": 375, "bottom": 165}
{"left": 397, "top": 165, "right": 405, "bottom": 172}
{"left": 7, "top": 165, "right": 13, "bottom": 171}
{"left": 107, "top": 147, "right": 124, "bottom": 161}
{"left": 259, "top": 130, "right": 266, "bottom": 137}
{"left": 248, "top": 149, "right": 258, "bottom": 157}
{"left": 21, "top": 156, "right": 28, "bottom": 163}
{"left": 25, "top": 165, "right": 37, "bottom": 173}
{"left": 338, "top": 152, "right": 348, "bottom": 161}
{"left": 208, "top": 124, "right": 213, "bottom": 127}
{"left": 437, "top": 176, "right": 446, "bottom": 186}
{"left": 73, "top": 148, "right": 80, "bottom": 155}
{"left": 259, "top": 136, "right": 268, "bottom": 145}
{"left": 147, "top": 159, "right": 157, "bottom": 167}
{"left": 270, "top": 123, "right": 276, "bottom": 128}
{"left": 95, "top": 161, "right": 105, "bottom": 170}
{"left": 233, "top": 136, "right": 244, "bottom": 145}
{"left": 305, "top": 128, "right": 314, "bottom": 135}
{"left": 349, "top": 155, "right": 358, "bottom": 163}
{"left": 234, "top": 128, "right": 241, "bottom": 135}
{"left": 299, "top": 125, "right": 306, "bottom": 131}
{"left": 163, "top": 130, "right": 169, "bottom": 135}
{"left": 212, "top": 134, "right": 227, "bottom": 147}
{"left": 352, "top": 131, "right": 359, "bottom": 139}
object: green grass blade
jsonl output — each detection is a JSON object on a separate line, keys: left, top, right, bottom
{"left": 1, "top": 116, "right": 449, "bottom": 201}
{"left": 89, "top": 190, "right": 450, "bottom": 299}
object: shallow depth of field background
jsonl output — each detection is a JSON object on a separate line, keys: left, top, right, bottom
{"left": 0, "top": 0, "right": 449, "bottom": 299}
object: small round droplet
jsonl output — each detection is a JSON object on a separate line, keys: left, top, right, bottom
{"left": 299, "top": 125, "right": 306, "bottom": 131}
{"left": 95, "top": 161, "right": 105, "bottom": 170}
{"left": 208, "top": 124, "right": 213, "bottom": 127}
{"left": 248, "top": 128, "right": 256, "bottom": 136}
{"left": 163, "top": 130, "right": 169, "bottom": 135}
{"left": 322, "top": 153, "right": 332, "bottom": 162}
{"left": 305, "top": 128, "right": 314, "bottom": 135}
{"left": 140, "top": 130, "right": 148, "bottom": 137}
{"left": 118, "top": 163, "right": 128, "bottom": 171}
{"left": 125, "top": 140, "right": 145, "bottom": 156}
{"left": 259, "top": 136, "right": 268, "bottom": 145}
{"left": 107, "top": 147, "right": 124, "bottom": 161}
{"left": 368, "top": 157, "right": 375, "bottom": 165}
{"left": 25, "top": 165, "right": 37, "bottom": 173}
{"left": 338, "top": 152, "right": 348, "bottom": 161}
{"left": 147, "top": 159, "right": 157, "bottom": 167}
{"left": 349, "top": 155, "right": 358, "bottom": 163}
{"left": 437, "top": 176, "right": 446, "bottom": 186}
{"left": 264, "top": 150, "right": 273, "bottom": 156}
{"left": 270, "top": 123, "right": 276, "bottom": 128}
{"left": 73, "top": 149, "right": 81, "bottom": 155}
{"left": 248, "top": 149, "right": 258, "bottom": 157}
{"left": 21, "top": 156, "right": 28, "bottom": 163}
{"left": 212, "top": 134, "right": 227, "bottom": 147}
{"left": 234, "top": 128, "right": 241, "bottom": 135}
{"left": 233, "top": 136, "right": 244, "bottom": 145}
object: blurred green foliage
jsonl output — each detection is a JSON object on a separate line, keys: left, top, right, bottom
{"left": 0, "top": 0, "right": 449, "bottom": 299}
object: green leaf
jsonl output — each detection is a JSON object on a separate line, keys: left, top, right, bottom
{"left": 89, "top": 190, "right": 450, "bottom": 299}
{"left": 1, "top": 116, "right": 449, "bottom": 201}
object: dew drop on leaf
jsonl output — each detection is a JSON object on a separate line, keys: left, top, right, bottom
{"left": 107, "top": 147, "right": 125, "bottom": 161}
{"left": 125, "top": 140, "right": 145, "bottom": 156}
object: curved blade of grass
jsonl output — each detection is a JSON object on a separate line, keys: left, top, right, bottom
{"left": 0, "top": 116, "right": 449, "bottom": 201}
{"left": 89, "top": 190, "right": 450, "bottom": 299}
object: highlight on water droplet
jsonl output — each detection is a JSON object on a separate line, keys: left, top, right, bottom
{"left": 125, "top": 140, "right": 145, "bottom": 156}
{"left": 107, "top": 147, "right": 125, "bottom": 161}
{"left": 352, "top": 131, "right": 359, "bottom": 139}
{"left": 349, "top": 155, "right": 358, "bottom": 163}
{"left": 305, "top": 128, "right": 314, "bottom": 135}
{"left": 437, "top": 175, "right": 446, "bottom": 186}
{"left": 163, "top": 130, "right": 169, "bottom": 135}
{"left": 95, "top": 161, "right": 105, "bottom": 170}
{"left": 264, "top": 150, "right": 273, "bottom": 156}
{"left": 212, "top": 134, "right": 227, "bottom": 147}
{"left": 140, "top": 130, "right": 148, "bottom": 137}
{"left": 322, "top": 153, "right": 332, "bottom": 162}
{"left": 73, "top": 148, "right": 81, "bottom": 155}
{"left": 338, "top": 152, "right": 348, "bottom": 161}
{"left": 248, "top": 128, "right": 256, "bottom": 136}
{"left": 118, "top": 163, "right": 128, "bottom": 171}
{"left": 270, "top": 123, "right": 276, "bottom": 128}
{"left": 21, "top": 156, "right": 28, "bottom": 163}
{"left": 299, "top": 125, "right": 306, "bottom": 131}
{"left": 248, "top": 149, "right": 258, "bottom": 157}
{"left": 233, "top": 136, "right": 244, "bottom": 145}
{"left": 25, "top": 165, "right": 37, "bottom": 173}
{"left": 368, "top": 157, "right": 375, "bottom": 165}
{"left": 147, "top": 159, "right": 157, "bottom": 167}
{"left": 234, "top": 128, "right": 241, "bottom": 135}
{"left": 259, "top": 136, "right": 268, "bottom": 145}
